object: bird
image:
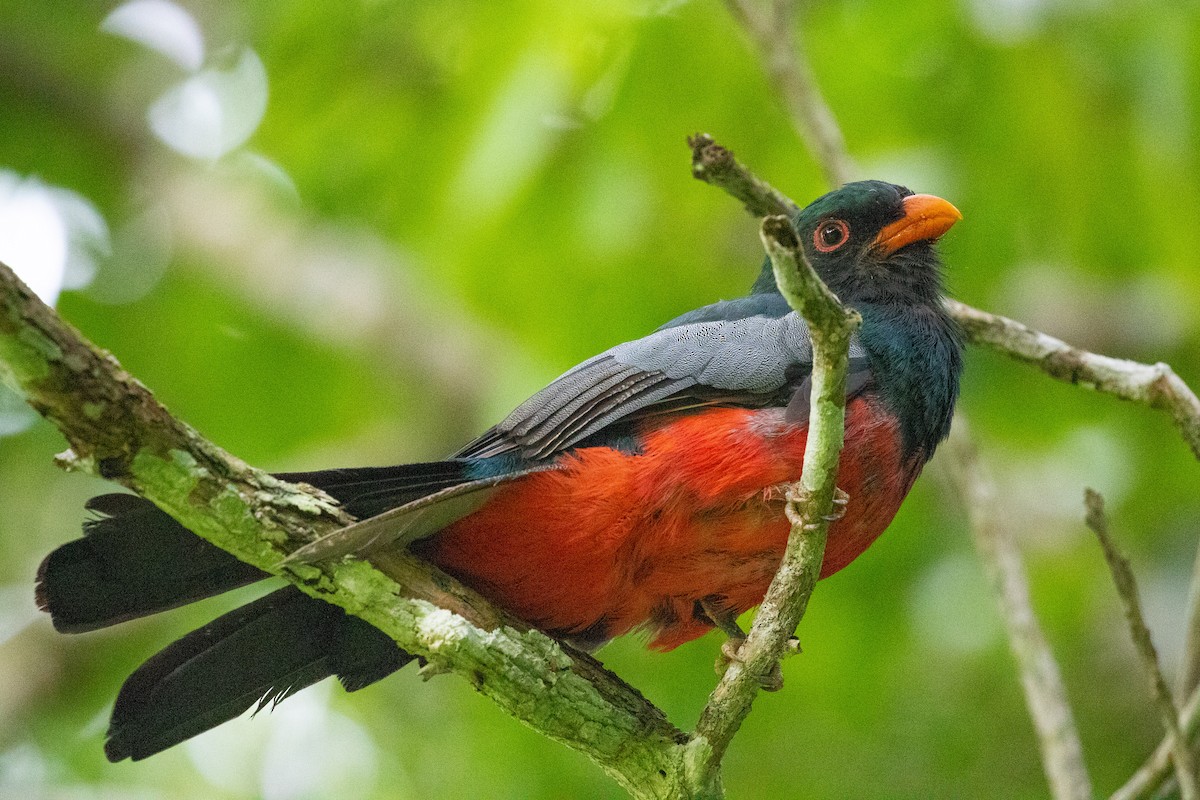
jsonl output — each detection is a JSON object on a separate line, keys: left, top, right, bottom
{"left": 35, "top": 179, "right": 963, "bottom": 762}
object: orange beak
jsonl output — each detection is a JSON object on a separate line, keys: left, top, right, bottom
{"left": 872, "top": 194, "right": 962, "bottom": 256}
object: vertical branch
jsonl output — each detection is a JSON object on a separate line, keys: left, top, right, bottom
{"left": 1178, "top": 540, "right": 1200, "bottom": 698}
{"left": 687, "top": 216, "right": 860, "bottom": 787}
{"left": 723, "top": 0, "right": 856, "bottom": 186}
{"left": 1085, "top": 490, "right": 1198, "bottom": 800}
{"left": 944, "top": 423, "right": 1094, "bottom": 800}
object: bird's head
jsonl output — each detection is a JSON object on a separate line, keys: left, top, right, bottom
{"left": 754, "top": 180, "right": 961, "bottom": 306}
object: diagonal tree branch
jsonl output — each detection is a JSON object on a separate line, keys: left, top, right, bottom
{"left": 1111, "top": 683, "right": 1200, "bottom": 800}
{"left": 0, "top": 260, "right": 689, "bottom": 800}
{"left": 0, "top": 210, "right": 891, "bottom": 799}
{"left": 945, "top": 422, "right": 1093, "bottom": 800}
{"left": 689, "top": 133, "right": 800, "bottom": 218}
{"left": 947, "top": 300, "right": 1200, "bottom": 460}
{"left": 1085, "top": 489, "right": 1198, "bottom": 800}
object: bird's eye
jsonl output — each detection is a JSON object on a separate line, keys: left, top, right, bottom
{"left": 814, "top": 220, "right": 850, "bottom": 252}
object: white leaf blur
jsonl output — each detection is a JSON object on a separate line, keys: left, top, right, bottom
{"left": 149, "top": 48, "right": 269, "bottom": 160}
{"left": 183, "top": 681, "right": 379, "bottom": 800}
{"left": 101, "top": 0, "right": 206, "bottom": 72}
{"left": 0, "top": 172, "right": 109, "bottom": 307}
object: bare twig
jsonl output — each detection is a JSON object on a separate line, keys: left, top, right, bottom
{"left": 950, "top": 303, "right": 1200, "bottom": 754}
{"left": 963, "top": 310, "right": 1200, "bottom": 794}
{"left": 1180, "top": 545, "right": 1200, "bottom": 699}
{"left": 688, "top": 133, "right": 800, "bottom": 218}
{"left": 1085, "top": 489, "right": 1198, "bottom": 800}
{"left": 944, "top": 423, "right": 1093, "bottom": 800}
{"left": 687, "top": 215, "right": 860, "bottom": 789}
{"left": 1111, "top": 684, "right": 1200, "bottom": 800}
{"left": 947, "top": 300, "right": 1200, "bottom": 461}
{"left": 723, "top": 0, "right": 856, "bottom": 186}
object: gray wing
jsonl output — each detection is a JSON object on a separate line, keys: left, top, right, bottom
{"left": 458, "top": 312, "right": 867, "bottom": 460}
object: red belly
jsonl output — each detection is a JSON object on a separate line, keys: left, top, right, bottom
{"left": 419, "top": 397, "right": 918, "bottom": 650}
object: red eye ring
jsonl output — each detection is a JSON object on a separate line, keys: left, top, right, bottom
{"left": 813, "top": 219, "right": 850, "bottom": 252}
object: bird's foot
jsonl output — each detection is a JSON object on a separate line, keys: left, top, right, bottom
{"left": 417, "top": 659, "right": 451, "bottom": 681}
{"left": 822, "top": 487, "right": 851, "bottom": 522}
{"left": 714, "top": 639, "right": 784, "bottom": 692}
{"left": 701, "top": 598, "right": 786, "bottom": 692}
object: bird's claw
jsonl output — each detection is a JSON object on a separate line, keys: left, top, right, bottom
{"left": 714, "top": 638, "right": 785, "bottom": 692}
{"left": 822, "top": 487, "right": 850, "bottom": 522}
{"left": 701, "top": 598, "right": 785, "bottom": 691}
{"left": 417, "top": 660, "right": 451, "bottom": 681}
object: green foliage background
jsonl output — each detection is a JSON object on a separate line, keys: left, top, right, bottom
{"left": 2, "top": 1, "right": 1199, "bottom": 797}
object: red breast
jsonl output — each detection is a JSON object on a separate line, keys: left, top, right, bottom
{"left": 418, "top": 396, "right": 919, "bottom": 650}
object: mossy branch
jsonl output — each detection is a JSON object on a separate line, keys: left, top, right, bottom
{"left": 0, "top": 260, "right": 688, "bottom": 800}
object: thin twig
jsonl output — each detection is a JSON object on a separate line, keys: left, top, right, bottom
{"left": 1180, "top": 543, "right": 1200, "bottom": 698}
{"left": 687, "top": 133, "right": 799, "bottom": 218}
{"left": 1111, "top": 683, "right": 1200, "bottom": 800}
{"left": 1085, "top": 489, "right": 1198, "bottom": 800}
{"left": 944, "top": 422, "right": 1093, "bottom": 800}
{"left": 722, "top": 0, "right": 856, "bottom": 186}
{"left": 687, "top": 216, "right": 860, "bottom": 789}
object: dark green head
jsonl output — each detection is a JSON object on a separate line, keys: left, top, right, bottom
{"left": 751, "top": 180, "right": 964, "bottom": 461}
{"left": 752, "top": 180, "right": 961, "bottom": 307}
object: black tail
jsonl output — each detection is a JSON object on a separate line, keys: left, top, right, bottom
{"left": 36, "top": 493, "right": 268, "bottom": 632}
{"left": 37, "top": 461, "right": 470, "bottom": 761}
{"left": 105, "top": 585, "right": 414, "bottom": 761}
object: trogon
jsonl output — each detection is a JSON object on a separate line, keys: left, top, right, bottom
{"left": 36, "top": 180, "right": 964, "bottom": 761}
